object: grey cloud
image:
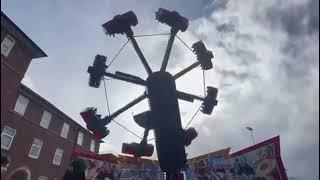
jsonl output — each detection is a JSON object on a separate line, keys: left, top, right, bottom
{"left": 215, "top": 68, "right": 251, "bottom": 82}
{"left": 281, "top": 32, "right": 318, "bottom": 78}
{"left": 215, "top": 17, "right": 238, "bottom": 33}
{"left": 259, "top": 0, "right": 319, "bottom": 36}
{"left": 208, "top": 0, "right": 230, "bottom": 12}
{"left": 217, "top": 41, "right": 261, "bottom": 65}
{"left": 216, "top": 22, "right": 236, "bottom": 33}
{"left": 4, "top": 0, "right": 318, "bottom": 179}
{"left": 165, "top": 0, "right": 230, "bottom": 20}
{"left": 139, "top": 0, "right": 216, "bottom": 20}
{"left": 186, "top": 1, "right": 318, "bottom": 179}
{"left": 235, "top": 33, "right": 254, "bottom": 42}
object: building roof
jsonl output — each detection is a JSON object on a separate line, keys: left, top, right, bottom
{"left": 97, "top": 153, "right": 118, "bottom": 160}
{"left": 1, "top": 11, "right": 47, "bottom": 59}
{"left": 19, "top": 84, "right": 104, "bottom": 143}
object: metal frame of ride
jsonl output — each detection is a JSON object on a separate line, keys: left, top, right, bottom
{"left": 80, "top": 8, "right": 219, "bottom": 178}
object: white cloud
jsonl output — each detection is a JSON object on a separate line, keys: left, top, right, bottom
{"left": 3, "top": 0, "right": 318, "bottom": 179}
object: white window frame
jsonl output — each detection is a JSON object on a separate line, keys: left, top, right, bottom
{"left": 39, "top": 110, "right": 52, "bottom": 129}
{"left": 90, "top": 139, "right": 95, "bottom": 152}
{"left": 60, "top": 123, "right": 69, "bottom": 139}
{"left": 14, "top": 94, "right": 30, "bottom": 116}
{"left": 1, "top": 126, "right": 16, "bottom": 150}
{"left": 1, "top": 34, "right": 15, "bottom": 57}
{"left": 52, "top": 148, "right": 63, "bottom": 166}
{"left": 77, "top": 131, "right": 84, "bottom": 146}
{"left": 28, "top": 138, "right": 43, "bottom": 159}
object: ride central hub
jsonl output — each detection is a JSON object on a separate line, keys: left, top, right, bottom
{"left": 146, "top": 71, "right": 186, "bottom": 173}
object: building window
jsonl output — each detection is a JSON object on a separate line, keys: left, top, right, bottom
{"left": 1, "top": 34, "right": 15, "bottom": 57}
{"left": 14, "top": 94, "right": 30, "bottom": 116}
{"left": 90, "top": 139, "right": 95, "bottom": 152}
{"left": 38, "top": 176, "right": 48, "bottom": 180}
{"left": 28, "top": 138, "right": 43, "bottom": 159}
{"left": 39, "top": 110, "right": 52, "bottom": 129}
{"left": 60, "top": 123, "right": 69, "bottom": 139}
{"left": 1, "top": 126, "right": 16, "bottom": 150}
{"left": 52, "top": 148, "right": 63, "bottom": 166}
{"left": 77, "top": 131, "right": 84, "bottom": 146}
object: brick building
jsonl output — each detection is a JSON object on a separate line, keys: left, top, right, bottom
{"left": 1, "top": 11, "right": 102, "bottom": 179}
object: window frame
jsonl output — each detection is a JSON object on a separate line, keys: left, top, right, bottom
{"left": 28, "top": 138, "right": 43, "bottom": 159}
{"left": 52, "top": 148, "right": 63, "bottom": 166}
{"left": 77, "top": 131, "right": 84, "bottom": 146}
{"left": 90, "top": 139, "right": 95, "bottom": 152}
{"left": 1, "top": 126, "right": 16, "bottom": 150}
{"left": 1, "top": 34, "right": 15, "bottom": 57}
{"left": 13, "top": 94, "right": 30, "bottom": 116}
{"left": 60, "top": 123, "right": 69, "bottom": 139}
{"left": 39, "top": 110, "right": 52, "bottom": 129}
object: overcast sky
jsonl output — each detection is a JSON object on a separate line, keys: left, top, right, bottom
{"left": 1, "top": 0, "right": 319, "bottom": 179}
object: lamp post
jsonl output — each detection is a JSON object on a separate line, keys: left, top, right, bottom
{"left": 245, "top": 127, "right": 255, "bottom": 145}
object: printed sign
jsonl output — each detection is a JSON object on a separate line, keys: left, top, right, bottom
{"left": 185, "top": 136, "right": 287, "bottom": 180}
{"left": 70, "top": 136, "right": 287, "bottom": 180}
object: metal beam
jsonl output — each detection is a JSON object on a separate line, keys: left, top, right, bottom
{"left": 176, "top": 90, "right": 204, "bottom": 102}
{"left": 160, "top": 29, "right": 178, "bottom": 71}
{"left": 115, "top": 71, "right": 145, "bottom": 82}
{"left": 173, "top": 61, "right": 200, "bottom": 80}
{"left": 109, "top": 93, "right": 147, "bottom": 120}
{"left": 104, "top": 72, "right": 146, "bottom": 86}
{"left": 126, "top": 33, "right": 153, "bottom": 75}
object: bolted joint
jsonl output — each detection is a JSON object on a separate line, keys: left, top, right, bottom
{"left": 192, "top": 41, "right": 214, "bottom": 70}
{"left": 155, "top": 8, "right": 189, "bottom": 32}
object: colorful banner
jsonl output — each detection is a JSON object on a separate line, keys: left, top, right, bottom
{"left": 70, "top": 136, "right": 287, "bottom": 180}
{"left": 71, "top": 152, "right": 163, "bottom": 180}
{"left": 185, "top": 136, "right": 288, "bottom": 180}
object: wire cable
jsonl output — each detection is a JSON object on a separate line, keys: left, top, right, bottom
{"left": 183, "top": 66, "right": 207, "bottom": 130}
{"left": 102, "top": 33, "right": 207, "bottom": 141}
{"left": 133, "top": 33, "right": 170, "bottom": 37}
{"left": 148, "top": 104, "right": 203, "bottom": 141}
{"left": 102, "top": 77, "right": 143, "bottom": 140}
{"left": 111, "top": 119, "right": 143, "bottom": 140}
{"left": 148, "top": 71, "right": 207, "bottom": 140}
{"left": 103, "top": 78, "right": 111, "bottom": 116}
{"left": 184, "top": 105, "right": 202, "bottom": 130}
{"left": 107, "top": 39, "right": 130, "bottom": 68}
{"left": 175, "top": 35, "right": 195, "bottom": 54}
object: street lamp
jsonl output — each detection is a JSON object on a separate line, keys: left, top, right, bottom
{"left": 245, "top": 127, "right": 256, "bottom": 145}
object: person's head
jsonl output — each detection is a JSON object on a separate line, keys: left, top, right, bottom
{"left": 255, "top": 158, "right": 277, "bottom": 178}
